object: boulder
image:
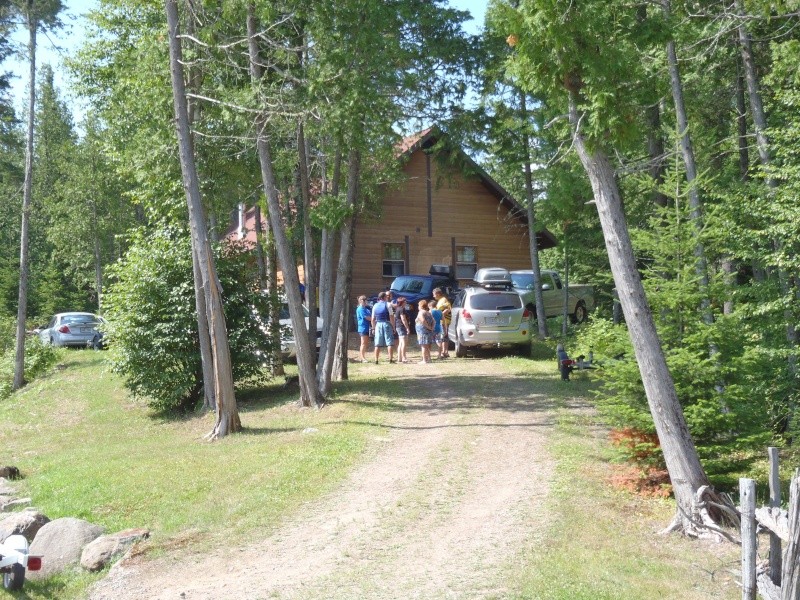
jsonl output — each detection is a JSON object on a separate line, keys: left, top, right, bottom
{"left": 0, "top": 497, "right": 31, "bottom": 512}
{"left": 80, "top": 528, "right": 150, "bottom": 572}
{"left": 28, "top": 517, "right": 105, "bottom": 578}
{"left": 0, "top": 509, "right": 50, "bottom": 543}
{"left": 0, "top": 478, "right": 16, "bottom": 496}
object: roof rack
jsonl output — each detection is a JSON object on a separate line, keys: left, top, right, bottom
{"left": 472, "top": 268, "right": 513, "bottom": 290}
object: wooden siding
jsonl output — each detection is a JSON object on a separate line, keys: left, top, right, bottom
{"left": 352, "top": 149, "right": 540, "bottom": 302}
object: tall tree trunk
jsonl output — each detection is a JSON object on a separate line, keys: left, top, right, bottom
{"left": 664, "top": 0, "right": 713, "bottom": 326}
{"left": 93, "top": 233, "right": 102, "bottom": 311}
{"left": 646, "top": 101, "right": 669, "bottom": 209}
{"left": 13, "top": 8, "right": 37, "bottom": 392}
{"left": 183, "top": 1, "right": 215, "bottom": 412}
{"left": 298, "top": 122, "right": 318, "bottom": 364}
{"left": 265, "top": 228, "right": 284, "bottom": 376}
{"left": 562, "top": 233, "right": 569, "bottom": 337}
{"left": 192, "top": 239, "right": 216, "bottom": 411}
{"left": 166, "top": 0, "right": 239, "bottom": 437}
{"left": 568, "top": 92, "right": 720, "bottom": 533}
{"left": 520, "top": 92, "right": 548, "bottom": 340}
{"left": 247, "top": 4, "right": 321, "bottom": 407}
{"left": 253, "top": 204, "right": 267, "bottom": 290}
{"left": 317, "top": 146, "right": 342, "bottom": 379}
{"left": 333, "top": 170, "right": 356, "bottom": 383}
{"left": 319, "top": 149, "right": 359, "bottom": 396}
{"left": 318, "top": 147, "right": 342, "bottom": 339}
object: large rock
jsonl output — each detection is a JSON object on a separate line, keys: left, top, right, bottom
{"left": 0, "top": 509, "right": 50, "bottom": 543}
{"left": 80, "top": 528, "right": 150, "bottom": 572}
{"left": 0, "top": 497, "right": 31, "bottom": 512}
{"left": 28, "top": 517, "right": 105, "bottom": 578}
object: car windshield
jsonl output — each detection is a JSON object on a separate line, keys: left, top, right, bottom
{"left": 62, "top": 314, "right": 99, "bottom": 324}
{"left": 279, "top": 304, "right": 309, "bottom": 320}
{"left": 510, "top": 273, "right": 535, "bottom": 290}
{"left": 469, "top": 292, "right": 522, "bottom": 311}
{"left": 391, "top": 277, "right": 431, "bottom": 295}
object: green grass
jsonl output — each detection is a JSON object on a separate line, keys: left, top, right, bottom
{"left": 499, "top": 397, "right": 739, "bottom": 599}
{"left": 0, "top": 352, "right": 399, "bottom": 598}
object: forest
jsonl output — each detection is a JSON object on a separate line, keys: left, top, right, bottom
{"left": 1, "top": 0, "right": 799, "bottom": 532}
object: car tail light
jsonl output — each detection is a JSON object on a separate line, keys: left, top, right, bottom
{"left": 58, "top": 325, "right": 71, "bottom": 334}
{"left": 522, "top": 308, "right": 531, "bottom": 319}
{"left": 27, "top": 556, "right": 42, "bottom": 571}
{"left": 462, "top": 310, "right": 473, "bottom": 324}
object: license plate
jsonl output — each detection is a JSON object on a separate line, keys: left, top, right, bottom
{"left": 80, "top": 327, "right": 90, "bottom": 333}
{"left": 484, "top": 316, "right": 508, "bottom": 326}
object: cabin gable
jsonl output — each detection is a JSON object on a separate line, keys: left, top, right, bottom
{"left": 351, "top": 142, "right": 553, "bottom": 300}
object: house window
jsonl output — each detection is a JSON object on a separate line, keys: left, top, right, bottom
{"left": 456, "top": 245, "right": 478, "bottom": 279}
{"left": 383, "top": 243, "right": 406, "bottom": 277}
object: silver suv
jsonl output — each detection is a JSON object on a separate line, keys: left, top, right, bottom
{"left": 447, "top": 270, "right": 532, "bottom": 357}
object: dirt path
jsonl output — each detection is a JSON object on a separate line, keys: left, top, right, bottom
{"left": 90, "top": 357, "right": 557, "bottom": 600}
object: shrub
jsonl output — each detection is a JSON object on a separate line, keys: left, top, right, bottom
{"left": 104, "top": 225, "right": 273, "bottom": 413}
{"left": 0, "top": 332, "right": 61, "bottom": 400}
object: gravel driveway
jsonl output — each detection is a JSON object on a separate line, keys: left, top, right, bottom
{"left": 90, "top": 356, "right": 556, "bottom": 599}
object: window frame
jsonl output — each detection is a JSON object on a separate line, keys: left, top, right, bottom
{"left": 455, "top": 245, "right": 478, "bottom": 280}
{"left": 382, "top": 242, "right": 406, "bottom": 278}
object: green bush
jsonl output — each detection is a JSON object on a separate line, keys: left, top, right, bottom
{"left": 104, "top": 225, "right": 273, "bottom": 413}
{"left": 0, "top": 332, "right": 61, "bottom": 400}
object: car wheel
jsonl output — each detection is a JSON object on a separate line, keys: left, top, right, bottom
{"left": 3, "top": 563, "right": 25, "bottom": 591}
{"left": 571, "top": 301, "right": 588, "bottom": 324}
{"left": 454, "top": 333, "right": 466, "bottom": 358}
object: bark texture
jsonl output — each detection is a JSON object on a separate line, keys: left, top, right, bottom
{"left": 319, "top": 150, "right": 359, "bottom": 395}
{"left": 13, "top": 9, "right": 37, "bottom": 391}
{"left": 568, "top": 93, "right": 712, "bottom": 531}
{"left": 166, "top": 0, "right": 239, "bottom": 436}
{"left": 520, "top": 92, "right": 548, "bottom": 340}
{"left": 247, "top": 4, "right": 321, "bottom": 407}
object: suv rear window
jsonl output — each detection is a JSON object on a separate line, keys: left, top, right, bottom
{"left": 468, "top": 292, "right": 522, "bottom": 311}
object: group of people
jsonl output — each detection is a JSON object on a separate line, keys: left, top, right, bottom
{"left": 355, "top": 288, "right": 452, "bottom": 364}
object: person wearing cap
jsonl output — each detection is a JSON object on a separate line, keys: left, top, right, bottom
{"left": 371, "top": 291, "right": 396, "bottom": 364}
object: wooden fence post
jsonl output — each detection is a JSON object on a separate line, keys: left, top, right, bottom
{"left": 769, "top": 447, "right": 782, "bottom": 585}
{"left": 781, "top": 471, "right": 800, "bottom": 600}
{"left": 742, "top": 478, "right": 757, "bottom": 600}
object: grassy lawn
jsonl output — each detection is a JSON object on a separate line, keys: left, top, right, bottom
{"left": 0, "top": 351, "right": 401, "bottom": 598}
{"left": 0, "top": 348, "right": 741, "bottom": 599}
{"left": 499, "top": 352, "right": 740, "bottom": 599}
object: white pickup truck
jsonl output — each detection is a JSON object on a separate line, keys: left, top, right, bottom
{"left": 510, "top": 269, "right": 594, "bottom": 324}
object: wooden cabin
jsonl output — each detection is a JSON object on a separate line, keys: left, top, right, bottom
{"left": 227, "top": 128, "right": 557, "bottom": 305}
{"left": 351, "top": 128, "right": 557, "bottom": 300}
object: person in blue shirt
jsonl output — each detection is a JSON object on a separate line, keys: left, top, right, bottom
{"left": 430, "top": 301, "right": 443, "bottom": 359}
{"left": 355, "top": 295, "right": 372, "bottom": 363}
{"left": 371, "top": 291, "right": 396, "bottom": 364}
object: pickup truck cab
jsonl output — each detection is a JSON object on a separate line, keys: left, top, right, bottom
{"left": 510, "top": 269, "right": 594, "bottom": 324}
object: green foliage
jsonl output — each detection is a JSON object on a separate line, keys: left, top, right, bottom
{"left": 579, "top": 202, "right": 778, "bottom": 453}
{"left": 0, "top": 315, "right": 61, "bottom": 400}
{"left": 309, "top": 192, "right": 353, "bottom": 230}
{"left": 104, "top": 225, "right": 273, "bottom": 413}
